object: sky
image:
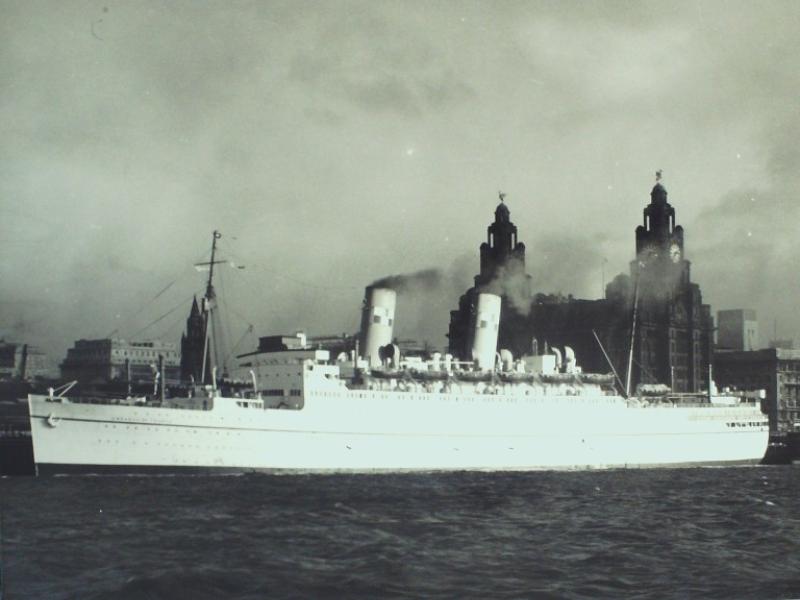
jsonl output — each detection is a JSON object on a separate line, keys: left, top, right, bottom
{"left": 2, "top": 0, "right": 799, "bottom": 370}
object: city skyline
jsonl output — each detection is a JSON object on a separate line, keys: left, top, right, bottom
{"left": 2, "top": 1, "right": 799, "bottom": 364}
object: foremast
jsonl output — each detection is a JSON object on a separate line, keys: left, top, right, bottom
{"left": 196, "top": 230, "right": 224, "bottom": 385}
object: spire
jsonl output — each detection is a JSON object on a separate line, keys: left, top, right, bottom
{"left": 190, "top": 295, "right": 200, "bottom": 318}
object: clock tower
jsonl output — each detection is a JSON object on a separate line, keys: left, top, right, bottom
{"left": 624, "top": 173, "right": 712, "bottom": 393}
{"left": 633, "top": 173, "right": 688, "bottom": 291}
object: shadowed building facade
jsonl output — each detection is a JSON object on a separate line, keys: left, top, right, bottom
{"left": 448, "top": 180, "right": 713, "bottom": 393}
{"left": 714, "top": 348, "right": 800, "bottom": 433}
{"left": 717, "top": 309, "right": 758, "bottom": 351}
{"left": 0, "top": 340, "right": 49, "bottom": 381}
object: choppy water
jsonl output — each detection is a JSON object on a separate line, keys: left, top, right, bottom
{"left": 2, "top": 467, "right": 800, "bottom": 599}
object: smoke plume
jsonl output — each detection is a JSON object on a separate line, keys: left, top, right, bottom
{"left": 482, "top": 258, "right": 534, "bottom": 316}
{"left": 370, "top": 268, "right": 443, "bottom": 293}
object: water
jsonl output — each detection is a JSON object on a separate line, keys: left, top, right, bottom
{"left": 2, "top": 467, "right": 799, "bottom": 599}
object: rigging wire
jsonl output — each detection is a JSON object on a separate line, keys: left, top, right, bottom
{"left": 106, "top": 241, "right": 219, "bottom": 339}
{"left": 129, "top": 294, "right": 196, "bottom": 340}
{"left": 160, "top": 308, "right": 188, "bottom": 341}
{"left": 104, "top": 254, "right": 207, "bottom": 339}
{"left": 212, "top": 249, "right": 264, "bottom": 371}
{"left": 629, "top": 357, "right": 660, "bottom": 386}
{"left": 215, "top": 265, "right": 233, "bottom": 374}
{"left": 246, "top": 263, "right": 362, "bottom": 292}
{"left": 221, "top": 237, "right": 360, "bottom": 292}
{"left": 224, "top": 324, "right": 255, "bottom": 366}
{"left": 211, "top": 240, "right": 293, "bottom": 324}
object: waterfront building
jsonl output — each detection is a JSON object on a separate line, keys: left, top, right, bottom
{"left": 447, "top": 178, "right": 713, "bottom": 393}
{"left": 0, "top": 340, "right": 49, "bottom": 380}
{"left": 60, "top": 338, "right": 180, "bottom": 385}
{"left": 714, "top": 348, "right": 800, "bottom": 433}
{"left": 717, "top": 309, "right": 758, "bottom": 351}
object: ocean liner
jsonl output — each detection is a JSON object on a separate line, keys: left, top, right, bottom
{"left": 28, "top": 234, "right": 769, "bottom": 475}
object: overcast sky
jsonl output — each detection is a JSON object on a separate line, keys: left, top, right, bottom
{"left": 2, "top": 1, "right": 799, "bottom": 367}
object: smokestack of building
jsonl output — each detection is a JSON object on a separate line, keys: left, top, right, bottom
{"left": 471, "top": 293, "right": 501, "bottom": 370}
{"left": 359, "top": 286, "right": 397, "bottom": 368}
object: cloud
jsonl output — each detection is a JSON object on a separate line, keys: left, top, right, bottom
{"left": 286, "top": 7, "right": 475, "bottom": 117}
{"left": 689, "top": 113, "right": 800, "bottom": 343}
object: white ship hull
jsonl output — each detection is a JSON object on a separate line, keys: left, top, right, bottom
{"left": 28, "top": 390, "right": 769, "bottom": 475}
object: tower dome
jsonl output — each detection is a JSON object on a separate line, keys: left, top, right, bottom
{"left": 494, "top": 201, "right": 510, "bottom": 222}
{"left": 651, "top": 182, "right": 667, "bottom": 203}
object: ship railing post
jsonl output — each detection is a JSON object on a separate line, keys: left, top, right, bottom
{"left": 249, "top": 370, "right": 258, "bottom": 397}
{"left": 708, "top": 363, "right": 713, "bottom": 401}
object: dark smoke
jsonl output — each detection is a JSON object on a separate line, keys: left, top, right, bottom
{"left": 483, "top": 259, "right": 533, "bottom": 316}
{"left": 370, "top": 268, "right": 443, "bottom": 293}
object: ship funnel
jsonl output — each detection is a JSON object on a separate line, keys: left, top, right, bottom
{"left": 359, "top": 286, "right": 397, "bottom": 368}
{"left": 471, "top": 293, "right": 501, "bottom": 370}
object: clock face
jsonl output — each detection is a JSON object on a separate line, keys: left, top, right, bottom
{"left": 669, "top": 243, "right": 681, "bottom": 263}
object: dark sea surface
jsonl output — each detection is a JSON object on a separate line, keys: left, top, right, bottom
{"left": 2, "top": 467, "right": 800, "bottom": 600}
